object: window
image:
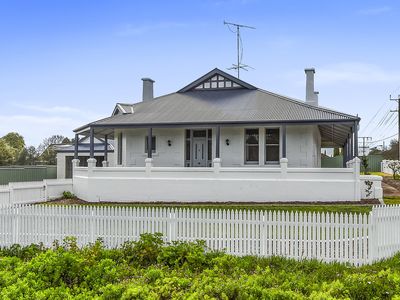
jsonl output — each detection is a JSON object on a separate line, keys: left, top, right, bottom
{"left": 265, "top": 128, "right": 280, "bottom": 163}
{"left": 145, "top": 136, "right": 156, "bottom": 153}
{"left": 245, "top": 129, "right": 259, "bottom": 163}
{"left": 117, "top": 132, "right": 122, "bottom": 165}
{"left": 193, "top": 74, "right": 244, "bottom": 90}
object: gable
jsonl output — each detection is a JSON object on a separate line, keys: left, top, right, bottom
{"left": 193, "top": 74, "right": 244, "bottom": 90}
{"left": 112, "top": 103, "right": 134, "bottom": 116}
{"left": 178, "top": 68, "right": 256, "bottom": 93}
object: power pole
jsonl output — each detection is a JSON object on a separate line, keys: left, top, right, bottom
{"left": 390, "top": 94, "right": 400, "bottom": 160}
{"left": 224, "top": 21, "right": 255, "bottom": 79}
{"left": 358, "top": 136, "right": 372, "bottom": 156}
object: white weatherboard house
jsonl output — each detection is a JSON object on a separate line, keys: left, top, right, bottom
{"left": 72, "top": 68, "right": 383, "bottom": 202}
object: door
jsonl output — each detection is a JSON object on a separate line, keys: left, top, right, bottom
{"left": 192, "top": 138, "right": 207, "bottom": 167}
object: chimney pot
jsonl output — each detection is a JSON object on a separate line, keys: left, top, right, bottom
{"left": 142, "top": 78, "right": 155, "bottom": 101}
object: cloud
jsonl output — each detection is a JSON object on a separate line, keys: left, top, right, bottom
{"left": 0, "top": 109, "right": 107, "bottom": 146}
{"left": 317, "top": 62, "right": 400, "bottom": 85}
{"left": 357, "top": 6, "right": 391, "bottom": 15}
{"left": 13, "top": 104, "right": 81, "bottom": 114}
{"left": 12, "top": 103, "right": 102, "bottom": 120}
{"left": 116, "top": 22, "right": 188, "bottom": 37}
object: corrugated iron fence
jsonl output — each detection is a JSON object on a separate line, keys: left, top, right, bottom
{"left": 322, "top": 154, "right": 383, "bottom": 171}
{"left": 0, "top": 166, "right": 57, "bottom": 185}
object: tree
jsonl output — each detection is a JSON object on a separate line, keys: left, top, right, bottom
{"left": 1, "top": 132, "right": 25, "bottom": 152}
{"left": 0, "top": 139, "right": 15, "bottom": 166}
{"left": 16, "top": 146, "right": 38, "bottom": 165}
{"left": 37, "top": 135, "right": 69, "bottom": 165}
{"left": 1, "top": 132, "right": 25, "bottom": 163}
{"left": 382, "top": 139, "right": 399, "bottom": 160}
{"left": 388, "top": 161, "right": 400, "bottom": 179}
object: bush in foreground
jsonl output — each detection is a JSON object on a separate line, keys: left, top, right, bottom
{"left": 0, "top": 233, "right": 400, "bottom": 299}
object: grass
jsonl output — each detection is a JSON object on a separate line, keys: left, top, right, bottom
{"left": 361, "top": 171, "right": 390, "bottom": 177}
{"left": 46, "top": 201, "right": 379, "bottom": 214}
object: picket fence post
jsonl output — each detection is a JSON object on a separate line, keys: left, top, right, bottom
{"left": 368, "top": 209, "right": 375, "bottom": 264}
{"left": 90, "top": 208, "right": 95, "bottom": 243}
{"left": 12, "top": 206, "right": 19, "bottom": 245}
{"left": 9, "top": 183, "right": 14, "bottom": 206}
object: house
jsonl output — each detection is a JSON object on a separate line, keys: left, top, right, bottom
{"left": 70, "top": 68, "right": 382, "bottom": 203}
{"left": 55, "top": 137, "right": 114, "bottom": 179}
{"left": 74, "top": 68, "right": 359, "bottom": 169}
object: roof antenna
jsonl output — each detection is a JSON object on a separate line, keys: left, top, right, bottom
{"left": 224, "top": 20, "right": 255, "bottom": 79}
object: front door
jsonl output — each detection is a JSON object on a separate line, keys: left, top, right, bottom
{"left": 192, "top": 138, "right": 207, "bottom": 167}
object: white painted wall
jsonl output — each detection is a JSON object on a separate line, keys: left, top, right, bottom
{"left": 108, "top": 125, "right": 322, "bottom": 169}
{"left": 56, "top": 153, "right": 68, "bottom": 178}
{"left": 287, "top": 125, "right": 321, "bottom": 168}
{"left": 0, "top": 179, "right": 73, "bottom": 206}
{"left": 73, "top": 158, "right": 371, "bottom": 203}
{"left": 123, "top": 128, "right": 185, "bottom": 167}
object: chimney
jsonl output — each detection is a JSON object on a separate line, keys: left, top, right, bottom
{"left": 142, "top": 78, "right": 155, "bottom": 101}
{"left": 304, "top": 68, "right": 318, "bottom": 106}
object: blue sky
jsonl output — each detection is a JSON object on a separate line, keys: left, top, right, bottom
{"left": 1, "top": 0, "right": 400, "bottom": 149}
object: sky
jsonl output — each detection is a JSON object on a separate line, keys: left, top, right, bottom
{"left": 1, "top": 0, "right": 400, "bottom": 149}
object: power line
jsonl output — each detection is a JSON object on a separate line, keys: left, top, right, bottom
{"left": 390, "top": 94, "right": 400, "bottom": 160}
{"left": 358, "top": 136, "right": 372, "bottom": 156}
{"left": 369, "top": 133, "right": 398, "bottom": 145}
{"left": 360, "top": 101, "right": 387, "bottom": 135}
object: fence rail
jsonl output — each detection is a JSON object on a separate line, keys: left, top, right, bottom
{"left": 1, "top": 204, "right": 398, "bottom": 265}
{"left": 0, "top": 179, "right": 73, "bottom": 207}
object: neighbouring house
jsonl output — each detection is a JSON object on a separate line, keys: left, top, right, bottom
{"left": 71, "top": 68, "right": 383, "bottom": 202}
{"left": 55, "top": 137, "right": 114, "bottom": 179}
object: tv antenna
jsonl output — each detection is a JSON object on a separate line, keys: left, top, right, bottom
{"left": 224, "top": 20, "right": 255, "bottom": 78}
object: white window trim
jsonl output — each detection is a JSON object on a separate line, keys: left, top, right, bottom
{"left": 264, "top": 126, "right": 281, "bottom": 165}
{"left": 244, "top": 128, "right": 260, "bottom": 165}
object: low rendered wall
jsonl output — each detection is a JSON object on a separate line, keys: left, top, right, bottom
{"left": 0, "top": 179, "right": 73, "bottom": 206}
{"left": 72, "top": 158, "right": 373, "bottom": 203}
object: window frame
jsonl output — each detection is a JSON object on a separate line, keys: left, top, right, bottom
{"left": 244, "top": 128, "right": 260, "bottom": 165}
{"left": 265, "top": 127, "right": 281, "bottom": 164}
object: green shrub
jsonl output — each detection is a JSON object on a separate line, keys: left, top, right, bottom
{"left": 62, "top": 191, "right": 76, "bottom": 199}
{"left": 0, "top": 233, "right": 400, "bottom": 299}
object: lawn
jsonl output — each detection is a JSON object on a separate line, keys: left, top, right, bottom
{"left": 45, "top": 198, "right": 400, "bottom": 214}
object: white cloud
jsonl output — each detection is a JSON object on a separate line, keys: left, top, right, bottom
{"left": 0, "top": 113, "right": 106, "bottom": 147}
{"left": 14, "top": 104, "right": 81, "bottom": 114}
{"left": 317, "top": 62, "right": 400, "bottom": 85}
{"left": 116, "top": 22, "right": 187, "bottom": 36}
{"left": 357, "top": 6, "right": 391, "bottom": 16}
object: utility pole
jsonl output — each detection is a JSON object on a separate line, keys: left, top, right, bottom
{"left": 224, "top": 21, "right": 255, "bottom": 79}
{"left": 358, "top": 136, "right": 372, "bottom": 156}
{"left": 390, "top": 95, "right": 400, "bottom": 160}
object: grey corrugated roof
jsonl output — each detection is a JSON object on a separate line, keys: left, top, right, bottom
{"left": 76, "top": 89, "right": 358, "bottom": 131}
{"left": 75, "top": 68, "right": 359, "bottom": 134}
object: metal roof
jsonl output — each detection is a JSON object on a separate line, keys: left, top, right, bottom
{"left": 74, "top": 68, "right": 359, "bottom": 147}
{"left": 76, "top": 89, "right": 358, "bottom": 130}
{"left": 54, "top": 137, "right": 114, "bottom": 153}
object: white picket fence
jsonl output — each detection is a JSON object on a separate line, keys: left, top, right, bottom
{"left": 0, "top": 179, "right": 73, "bottom": 207}
{"left": 1, "top": 204, "right": 399, "bottom": 265}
